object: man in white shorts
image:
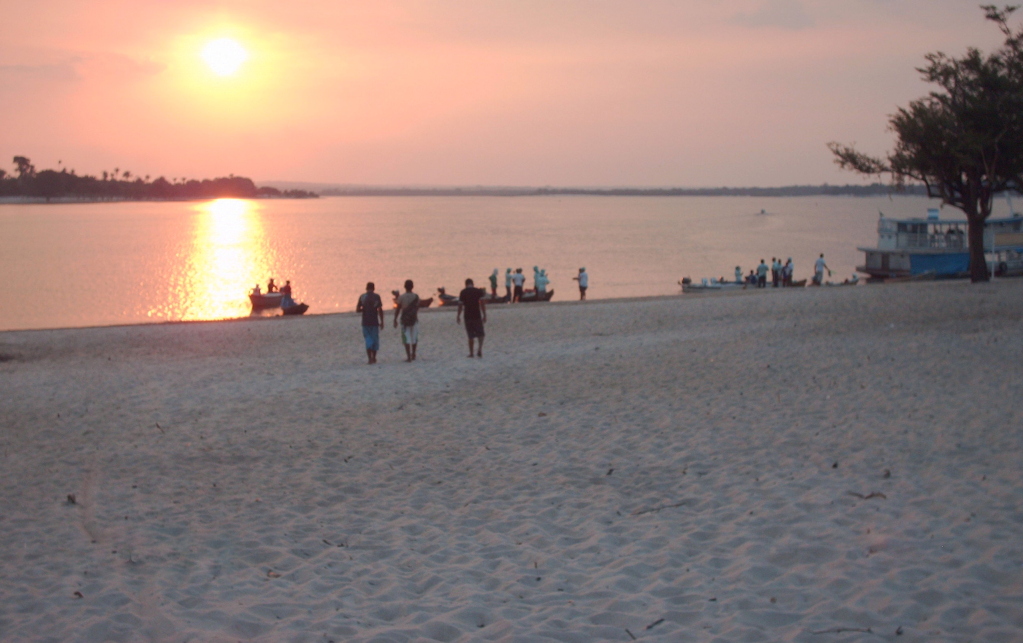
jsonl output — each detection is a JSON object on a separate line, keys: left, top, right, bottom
{"left": 393, "top": 279, "right": 420, "bottom": 361}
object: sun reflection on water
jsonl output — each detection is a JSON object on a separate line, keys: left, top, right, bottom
{"left": 169, "top": 199, "right": 273, "bottom": 321}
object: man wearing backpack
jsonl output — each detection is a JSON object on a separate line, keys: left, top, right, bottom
{"left": 393, "top": 279, "right": 420, "bottom": 362}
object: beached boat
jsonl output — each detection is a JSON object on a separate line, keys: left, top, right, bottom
{"left": 857, "top": 208, "right": 1023, "bottom": 279}
{"left": 680, "top": 278, "right": 746, "bottom": 293}
{"left": 249, "top": 292, "right": 284, "bottom": 308}
{"left": 390, "top": 291, "right": 434, "bottom": 308}
{"left": 519, "top": 289, "right": 554, "bottom": 302}
{"left": 282, "top": 302, "right": 309, "bottom": 315}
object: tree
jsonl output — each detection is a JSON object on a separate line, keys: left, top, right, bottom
{"left": 829, "top": 5, "right": 1023, "bottom": 282}
{"left": 13, "top": 156, "right": 35, "bottom": 179}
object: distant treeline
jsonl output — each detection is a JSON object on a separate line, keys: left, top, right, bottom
{"left": 319, "top": 183, "right": 930, "bottom": 197}
{"left": 0, "top": 156, "right": 318, "bottom": 201}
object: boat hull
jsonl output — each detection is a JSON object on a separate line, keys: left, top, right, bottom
{"left": 282, "top": 303, "right": 309, "bottom": 315}
{"left": 250, "top": 292, "right": 284, "bottom": 308}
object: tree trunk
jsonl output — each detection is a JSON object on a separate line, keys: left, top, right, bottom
{"left": 966, "top": 214, "right": 990, "bottom": 282}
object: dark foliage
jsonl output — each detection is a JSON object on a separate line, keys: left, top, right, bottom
{"left": 829, "top": 5, "right": 1023, "bottom": 282}
{"left": 0, "top": 158, "right": 318, "bottom": 201}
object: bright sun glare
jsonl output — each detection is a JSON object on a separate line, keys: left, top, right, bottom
{"left": 201, "top": 38, "right": 248, "bottom": 76}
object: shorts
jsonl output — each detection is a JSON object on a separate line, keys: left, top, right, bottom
{"left": 401, "top": 322, "right": 419, "bottom": 345}
{"left": 362, "top": 325, "right": 380, "bottom": 351}
{"left": 579, "top": 286, "right": 588, "bottom": 294}
{"left": 464, "top": 318, "right": 485, "bottom": 339}
{"left": 513, "top": 285, "right": 524, "bottom": 299}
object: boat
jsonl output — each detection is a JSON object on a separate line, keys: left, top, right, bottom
{"left": 282, "top": 302, "right": 309, "bottom": 315}
{"left": 390, "top": 291, "right": 433, "bottom": 308}
{"left": 249, "top": 292, "right": 284, "bottom": 308}
{"left": 680, "top": 277, "right": 746, "bottom": 293}
{"left": 857, "top": 208, "right": 1023, "bottom": 279}
{"left": 518, "top": 289, "right": 554, "bottom": 302}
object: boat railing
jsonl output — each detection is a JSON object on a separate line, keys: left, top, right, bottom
{"left": 899, "top": 232, "right": 967, "bottom": 249}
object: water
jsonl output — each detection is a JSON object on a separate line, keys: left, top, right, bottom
{"left": 0, "top": 194, "right": 970, "bottom": 331}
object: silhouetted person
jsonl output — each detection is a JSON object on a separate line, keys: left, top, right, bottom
{"left": 457, "top": 278, "right": 487, "bottom": 357}
{"left": 511, "top": 268, "right": 525, "bottom": 303}
{"left": 356, "top": 282, "right": 384, "bottom": 364}
{"left": 393, "top": 279, "right": 420, "bottom": 362}
{"left": 267, "top": 278, "right": 277, "bottom": 293}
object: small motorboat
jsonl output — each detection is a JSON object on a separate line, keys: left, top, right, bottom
{"left": 282, "top": 302, "right": 309, "bottom": 315}
{"left": 436, "top": 287, "right": 460, "bottom": 306}
{"left": 391, "top": 291, "right": 433, "bottom": 308}
{"left": 250, "top": 292, "right": 284, "bottom": 308}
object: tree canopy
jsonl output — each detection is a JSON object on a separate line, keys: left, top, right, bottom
{"left": 829, "top": 5, "right": 1023, "bottom": 282}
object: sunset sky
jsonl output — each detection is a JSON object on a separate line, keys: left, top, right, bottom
{"left": 0, "top": 1, "right": 1010, "bottom": 187}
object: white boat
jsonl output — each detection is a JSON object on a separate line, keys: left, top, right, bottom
{"left": 857, "top": 208, "right": 1023, "bottom": 279}
{"left": 679, "top": 277, "right": 747, "bottom": 293}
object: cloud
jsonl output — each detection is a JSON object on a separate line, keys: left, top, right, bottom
{"left": 0, "top": 61, "right": 81, "bottom": 84}
{"left": 731, "top": 0, "right": 815, "bottom": 30}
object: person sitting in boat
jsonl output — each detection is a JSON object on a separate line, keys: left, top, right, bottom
{"left": 280, "top": 280, "right": 295, "bottom": 307}
{"left": 251, "top": 284, "right": 262, "bottom": 296}
{"left": 267, "top": 278, "right": 278, "bottom": 293}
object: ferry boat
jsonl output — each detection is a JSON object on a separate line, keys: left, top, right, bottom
{"left": 857, "top": 207, "right": 1023, "bottom": 279}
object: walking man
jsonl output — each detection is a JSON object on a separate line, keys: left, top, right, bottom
{"left": 573, "top": 267, "right": 588, "bottom": 300}
{"left": 393, "top": 279, "right": 420, "bottom": 362}
{"left": 355, "top": 282, "right": 384, "bottom": 364}
{"left": 813, "top": 253, "right": 831, "bottom": 286}
{"left": 456, "top": 278, "right": 487, "bottom": 358}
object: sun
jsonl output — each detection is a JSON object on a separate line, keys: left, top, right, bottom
{"left": 201, "top": 38, "right": 248, "bottom": 76}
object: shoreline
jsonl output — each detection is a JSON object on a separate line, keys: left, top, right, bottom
{"left": 2, "top": 279, "right": 1021, "bottom": 641}
{"left": 0, "top": 280, "right": 960, "bottom": 336}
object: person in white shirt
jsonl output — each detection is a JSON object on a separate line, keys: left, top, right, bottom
{"left": 511, "top": 268, "right": 526, "bottom": 303}
{"left": 573, "top": 267, "right": 589, "bottom": 300}
{"left": 813, "top": 253, "right": 831, "bottom": 285}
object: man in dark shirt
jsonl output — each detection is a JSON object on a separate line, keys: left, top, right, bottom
{"left": 456, "top": 278, "right": 487, "bottom": 358}
{"left": 355, "top": 282, "right": 384, "bottom": 364}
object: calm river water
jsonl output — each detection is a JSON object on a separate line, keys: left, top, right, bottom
{"left": 0, "top": 194, "right": 961, "bottom": 331}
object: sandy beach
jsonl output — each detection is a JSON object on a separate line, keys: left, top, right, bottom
{"left": 1, "top": 281, "right": 1021, "bottom": 642}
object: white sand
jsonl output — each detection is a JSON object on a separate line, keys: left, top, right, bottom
{"left": 1, "top": 281, "right": 1022, "bottom": 642}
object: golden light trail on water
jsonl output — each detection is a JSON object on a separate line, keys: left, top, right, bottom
{"left": 167, "top": 199, "right": 273, "bottom": 321}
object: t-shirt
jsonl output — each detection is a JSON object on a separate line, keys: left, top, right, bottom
{"left": 488, "top": 273, "right": 498, "bottom": 288}
{"left": 815, "top": 258, "right": 827, "bottom": 274}
{"left": 578, "top": 272, "right": 588, "bottom": 288}
{"left": 358, "top": 292, "right": 382, "bottom": 326}
{"left": 396, "top": 292, "right": 419, "bottom": 326}
{"left": 512, "top": 273, "right": 525, "bottom": 287}
{"left": 757, "top": 263, "right": 769, "bottom": 277}
{"left": 459, "top": 287, "right": 484, "bottom": 321}
{"left": 505, "top": 272, "right": 512, "bottom": 287}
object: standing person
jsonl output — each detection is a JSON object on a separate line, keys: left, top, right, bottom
{"left": 734, "top": 266, "right": 742, "bottom": 284}
{"left": 393, "top": 279, "right": 420, "bottom": 362}
{"left": 782, "top": 258, "right": 793, "bottom": 286}
{"left": 813, "top": 253, "right": 831, "bottom": 286}
{"left": 573, "top": 267, "right": 588, "bottom": 300}
{"left": 511, "top": 268, "right": 525, "bottom": 303}
{"left": 504, "top": 268, "right": 513, "bottom": 301}
{"left": 488, "top": 269, "right": 499, "bottom": 298}
{"left": 355, "top": 282, "right": 384, "bottom": 364}
{"left": 280, "top": 280, "right": 294, "bottom": 307}
{"left": 756, "top": 259, "right": 769, "bottom": 288}
{"left": 267, "top": 278, "right": 278, "bottom": 293}
{"left": 771, "top": 258, "right": 782, "bottom": 287}
{"left": 456, "top": 278, "right": 487, "bottom": 358}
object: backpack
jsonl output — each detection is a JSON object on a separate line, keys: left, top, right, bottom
{"left": 400, "top": 294, "right": 419, "bottom": 326}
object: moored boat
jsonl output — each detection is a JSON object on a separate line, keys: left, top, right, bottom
{"left": 857, "top": 208, "right": 1023, "bottom": 279}
{"left": 249, "top": 292, "right": 284, "bottom": 308}
{"left": 282, "top": 302, "right": 309, "bottom": 315}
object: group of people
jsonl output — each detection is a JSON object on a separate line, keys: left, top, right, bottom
{"left": 734, "top": 254, "right": 833, "bottom": 288}
{"left": 251, "top": 278, "right": 296, "bottom": 306}
{"left": 355, "top": 278, "right": 487, "bottom": 364}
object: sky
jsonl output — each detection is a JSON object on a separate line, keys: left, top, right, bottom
{"left": 0, "top": 1, "right": 1013, "bottom": 187}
